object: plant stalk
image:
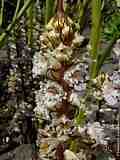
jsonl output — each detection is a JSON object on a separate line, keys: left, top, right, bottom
{"left": 45, "top": 0, "right": 55, "bottom": 25}
{"left": 89, "top": 0, "right": 101, "bottom": 79}
{"left": 27, "top": 0, "right": 34, "bottom": 47}
{"left": 96, "top": 32, "right": 119, "bottom": 74}
{"left": 57, "top": 0, "right": 64, "bottom": 15}
{"left": 78, "top": 0, "right": 90, "bottom": 33}
{"left": 0, "top": 0, "right": 4, "bottom": 27}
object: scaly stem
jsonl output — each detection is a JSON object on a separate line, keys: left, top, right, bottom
{"left": 57, "top": 0, "right": 64, "bottom": 17}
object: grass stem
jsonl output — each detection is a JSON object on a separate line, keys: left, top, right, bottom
{"left": 89, "top": 0, "right": 101, "bottom": 79}
{"left": 45, "top": 0, "right": 55, "bottom": 25}
{"left": 27, "top": 0, "right": 34, "bottom": 47}
{"left": 0, "top": 0, "right": 4, "bottom": 27}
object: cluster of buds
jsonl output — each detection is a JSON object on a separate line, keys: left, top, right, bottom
{"left": 39, "top": 0, "right": 85, "bottom": 65}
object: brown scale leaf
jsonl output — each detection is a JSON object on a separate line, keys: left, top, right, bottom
{"left": 55, "top": 143, "right": 65, "bottom": 160}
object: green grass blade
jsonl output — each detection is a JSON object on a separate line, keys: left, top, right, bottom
{"left": 89, "top": 0, "right": 101, "bottom": 79}
{"left": 27, "top": 0, "right": 34, "bottom": 47}
{"left": 45, "top": 0, "right": 55, "bottom": 25}
{"left": 97, "top": 32, "right": 120, "bottom": 74}
{"left": 0, "top": 0, "right": 4, "bottom": 27}
{"left": 78, "top": 0, "right": 91, "bottom": 33}
{"left": 13, "top": 0, "right": 21, "bottom": 21}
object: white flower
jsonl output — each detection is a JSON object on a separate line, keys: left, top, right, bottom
{"left": 64, "top": 150, "right": 79, "bottom": 160}
{"left": 87, "top": 122, "right": 107, "bottom": 145}
{"left": 69, "top": 91, "right": 80, "bottom": 106}
{"left": 102, "top": 80, "right": 119, "bottom": 106}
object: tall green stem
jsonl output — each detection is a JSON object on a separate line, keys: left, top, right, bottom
{"left": 13, "top": 0, "right": 21, "bottom": 21}
{"left": 96, "top": 32, "right": 120, "bottom": 74}
{"left": 27, "top": 0, "right": 34, "bottom": 47}
{"left": 78, "top": 0, "right": 90, "bottom": 33}
{"left": 45, "top": 0, "right": 55, "bottom": 25}
{"left": 89, "top": 0, "right": 101, "bottom": 79}
{"left": 0, "top": 0, "right": 4, "bottom": 27}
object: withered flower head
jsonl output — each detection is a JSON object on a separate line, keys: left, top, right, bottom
{"left": 45, "top": 0, "right": 73, "bottom": 46}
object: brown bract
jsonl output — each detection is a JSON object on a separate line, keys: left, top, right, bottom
{"left": 46, "top": 15, "right": 73, "bottom": 46}
{"left": 55, "top": 143, "right": 65, "bottom": 160}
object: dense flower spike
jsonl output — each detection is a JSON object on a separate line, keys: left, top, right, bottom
{"left": 32, "top": 0, "right": 119, "bottom": 159}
